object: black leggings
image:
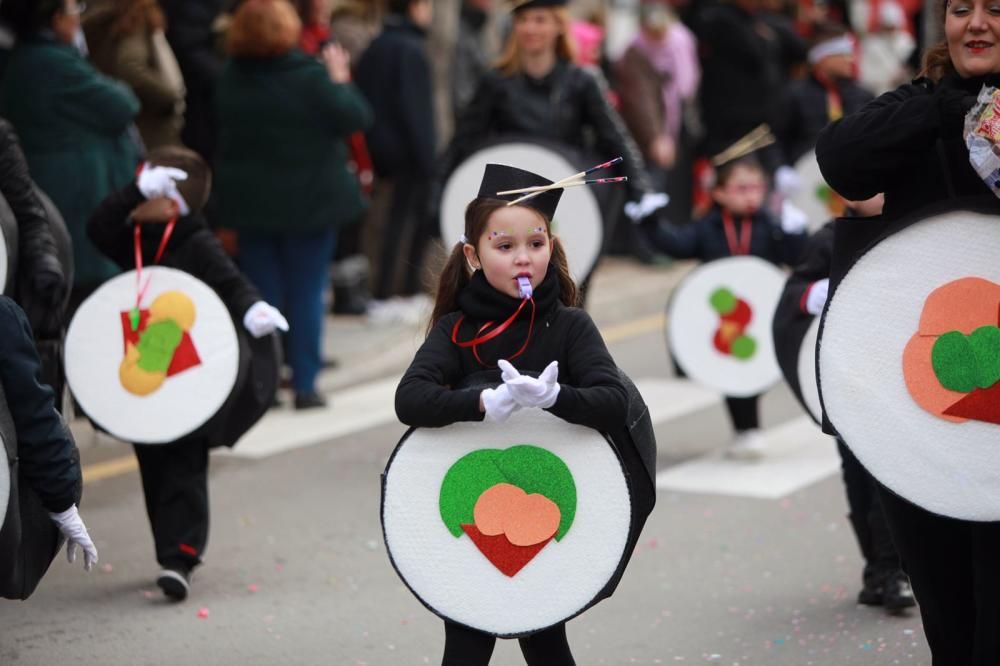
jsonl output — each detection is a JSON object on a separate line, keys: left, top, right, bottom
{"left": 442, "top": 621, "right": 575, "bottom": 666}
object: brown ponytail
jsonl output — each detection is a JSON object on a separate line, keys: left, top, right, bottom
{"left": 549, "top": 236, "right": 580, "bottom": 308}
{"left": 427, "top": 241, "right": 472, "bottom": 336}
{"left": 918, "top": 2, "right": 954, "bottom": 83}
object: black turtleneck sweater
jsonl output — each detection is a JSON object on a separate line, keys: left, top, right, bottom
{"left": 817, "top": 73, "right": 1000, "bottom": 221}
{"left": 395, "top": 268, "right": 628, "bottom": 431}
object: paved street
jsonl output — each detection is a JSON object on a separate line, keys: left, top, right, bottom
{"left": 0, "top": 259, "right": 930, "bottom": 665}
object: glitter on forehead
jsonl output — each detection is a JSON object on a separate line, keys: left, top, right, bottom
{"left": 489, "top": 230, "right": 510, "bottom": 238}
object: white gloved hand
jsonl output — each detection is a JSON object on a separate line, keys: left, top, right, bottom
{"left": 775, "top": 165, "right": 802, "bottom": 197}
{"left": 136, "top": 163, "right": 191, "bottom": 216}
{"left": 805, "top": 278, "right": 829, "bottom": 315}
{"left": 624, "top": 192, "right": 670, "bottom": 223}
{"left": 243, "top": 301, "right": 289, "bottom": 338}
{"left": 780, "top": 200, "right": 809, "bottom": 234}
{"left": 498, "top": 359, "right": 561, "bottom": 409}
{"left": 49, "top": 505, "right": 98, "bottom": 571}
{"left": 481, "top": 384, "right": 520, "bottom": 423}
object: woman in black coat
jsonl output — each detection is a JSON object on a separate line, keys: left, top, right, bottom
{"left": 816, "top": 1, "right": 1000, "bottom": 661}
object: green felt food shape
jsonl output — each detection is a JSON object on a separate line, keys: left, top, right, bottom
{"left": 709, "top": 287, "right": 737, "bottom": 316}
{"left": 440, "top": 445, "right": 577, "bottom": 541}
{"left": 730, "top": 334, "right": 757, "bottom": 360}
{"left": 136, "top": 320, "right": 184, "bottom": 373}
{"left": 932, "top": 326, "right": 1000, "bottom": 393}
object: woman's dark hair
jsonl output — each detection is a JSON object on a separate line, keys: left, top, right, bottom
{"left": 809, "top": 20, "right": 848, "bottom": 49}
{"left": 385, "top": 0, "right": 419, "bottom": 16}
{"left": 110, "top": 0, "right": 165, "bottom": 35}
{"left": 1, "top": 0, "right": 65, "bottom": 37}
{"left": 919, "top": 1, "right": 955, "bottom": 83}
{"left": 427, "top": 198, "right": 580, "bottom": 334}
{"left": 147, "top": 146, "right": 213, "bottom": 214}
{"left": 713, "top": 154, "right": 766, "bottom": 189}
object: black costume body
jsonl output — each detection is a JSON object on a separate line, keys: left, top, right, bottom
{"left": 817, "top": 74, "right": 1000, "bottom": 664}
{"left": 772, "top": 222, "right": 904, "bottom": 595}
{"left": 0, "top": 296, "right": 81, "bottom": 598}
{"left": 395, "top": 269, "right": 655, "bottom": 666}
{"left": 87, "top": 183, "right": 260, "bottom": 574}
{"left": 647, "top": 205, "right": 807, "bottom": 432}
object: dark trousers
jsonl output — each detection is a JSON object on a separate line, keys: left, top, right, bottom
{"left": 133, "top": 439, "right": 210, "bottom": 572}
{"left": 725, "top": 395, "right": 759, "bottom": 432}
{"left": 374, "top": 175, "right": 432, "bottom": 300}
{"left": 836, "top": 440, "right": 900, "bottom": 586}
{"left": 877, "top": 484, "right": 1000, "bottom": 665}
{"left": 442, "top": 621, "right": 575, "bottom": 666}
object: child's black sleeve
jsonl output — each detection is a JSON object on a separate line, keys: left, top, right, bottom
{"left": 643, "top": 217, "right": 702, "bottom": 259}
{"left": 396, "top": 315, "right": 484, "bottom": 428}
{"left": 0, "top": 298, "right": 80, "bottom": 513}
{"left": 179, "top": 228, "right": 261, "bottom": 320}
{"left": 86, "top": 183, "right": 146, "bottom": 268}
{"left": 546, "top": 310, "right": 628, "bottom": 431}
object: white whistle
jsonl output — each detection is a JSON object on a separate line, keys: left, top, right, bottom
{"left": 517, "top": 276, "right": 533, "bottom": 300}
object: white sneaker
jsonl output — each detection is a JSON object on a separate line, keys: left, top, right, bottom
{"left": 725, "top": 430, "right": 766, "bottom": 461}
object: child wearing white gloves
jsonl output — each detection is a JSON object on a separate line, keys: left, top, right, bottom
{"left": 86, "top": 146, "right": 287, "bottom": 601}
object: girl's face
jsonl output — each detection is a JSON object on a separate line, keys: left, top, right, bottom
{"left": 712, "top": 166, "right": 768, "bottom": 216}
{"left": 464, "top": 205, "right": 552, "bottom": 300}
{"left": 513, "top": 8, "right": 562, "bottom": 57}
{"left": 946, "top": 0, "right": 1000, "bottom": 77}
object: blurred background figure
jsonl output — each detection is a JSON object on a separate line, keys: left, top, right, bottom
{"left": 329, "top": 0, "right": 379, "bottom": 62}
{"left": 614, "top": 0, "right": 699, "bottom": 226}
{"left": 0, "top": 0, "right": 140, "bottom": 311}
{"left": 452, "top": 0, "right": 496, "bottom": 122}
{"left": 83, "top": 0, "right": 186, "bottom": 151}
{"left": 214, "top": 0, "right": 372, "bottom": 409}
{"left": 855, "top": 0, "right": 915, "bottom": 94}
{"left": 355, "top": 0, "right": 436, "bottom": 322}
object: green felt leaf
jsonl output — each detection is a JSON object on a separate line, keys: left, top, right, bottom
{"left": 136, "top": 320, "right": 184, "bottom": 374}
{"left": 932, "top": 327, "right": 1000, "bottom": 392}
{"left": 709, "top": 287, "right": 736, "bottom": 315}
{"left": 730, "top": 334, "right": 757, "bottom": 360}
{"left": 439, "top": 449, "right": 506, "bottom": 538}
{"left": 438, "top": 445, "right": 577, "bottom": 540}
{"left": 129, "top": 307, "right": 140, "bottom": 332}
{"left": 970, "top": 326, "right": 1000, "bottom": 389}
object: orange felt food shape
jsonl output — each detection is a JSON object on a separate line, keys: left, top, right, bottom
{"left": 903, "top": 277, "right": 1000, "bottom": 424}
{"left": 119, "top": 291, "right": 202, "bottom": 396}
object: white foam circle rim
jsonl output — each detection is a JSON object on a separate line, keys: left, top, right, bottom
{"left": 0, "top": 221, "right": 8, "bottom": 295}
{"left": 65, "top": 267, "right": 240, "bottom": 444}
{"left": 383, "top": 409, "right": 632, "bottom": 637}
{"left": 819, "top": 211, "right": 1000, "bottom": 520}
{"left": 667, "top": 256, "right": 785, "bottom": 397}
{"left": 441, "top": 142, "right": 604, "bottom": 283}
{"left": 798, "top": 317, "right": 822, "bottom": 422}
{"left": 791, "top": 151, "right": 836, "bottom": 233}
{"left": 0, "top": 431, "right": 8, "bottom": 532}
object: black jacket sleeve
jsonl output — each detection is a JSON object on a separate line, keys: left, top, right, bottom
{"left": 175, "top": 227, "right": 261, "bottom": 320}
{"left": 644, "top": 218, "right": 702, "bottom": 259}
{"left": 816, "top": 83, "right": 939, "bottom": 200}
{"left": 0, "top": 297, "right": 80, "bottom": 513}
{"left": 395, "top": 315, "right": 485, "bottom": 427}
{"left": 398, "top": 46, "right": 437, "bottom": 175}
{"left": 547, "top": 309, "right": 628, "bottom": 431}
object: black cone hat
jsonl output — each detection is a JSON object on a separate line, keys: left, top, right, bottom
{"left": 478, "top": 163, "right": 563, "bottom": 220}
{"left": 508, "top": 0, "right": 568, "bottom": 10}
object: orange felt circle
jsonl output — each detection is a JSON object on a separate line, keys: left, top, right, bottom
{"left": 473, "top": 483, "right": 524, "bottom": 536}
{"left": 902, "top": 334, "right": 967, "bottom": 423}
{"left": 472, "top": 482, "right": 563, "bottom": 547}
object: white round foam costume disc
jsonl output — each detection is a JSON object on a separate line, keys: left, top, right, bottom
{"left": 797, "top": 317, "right": 822, "bottom": 423}
{"left": 819, "top": 210, "right": 1000, "bottom": 520}
{"left": 667, "top": 256, "right": 785, "bottom": 398}
{"left": 441, "top": 142, "right": 604, "bottom": 283}
{"left": 0, "top": 193, "right": 17, "bottom": 295}
{"left": 65, "top": 267, "right": 239, "bottom": 444}
{"left": 0, "top": 430, "right": 9, "bottom": 532}
{"left": 382, "top": 408, "right": 632, "bottom": 638}
{"left": 791, "top": 151, "right": 844, "bottom": 233}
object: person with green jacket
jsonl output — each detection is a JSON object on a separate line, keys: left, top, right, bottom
{"left": 0, "top": 0, "right": 140, "bottom": 308}
{"left": 215, "top": 0, "right": 372, "bottom": 410}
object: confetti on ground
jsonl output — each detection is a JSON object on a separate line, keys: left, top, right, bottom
{"left": 100, "top": 563, "right": 113, "bottom": 574}
{"left": 197, "top": 608, "right": 210, "bottom": 619}
{"left": 248, "top": 584, "right": 259, "bottom": 593}
{"left": 140, "top": 589, "right": 155, "bottom": 600}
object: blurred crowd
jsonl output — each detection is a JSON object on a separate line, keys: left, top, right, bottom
{"left": 0, "top": 0, "right": 927, "bottom": 400}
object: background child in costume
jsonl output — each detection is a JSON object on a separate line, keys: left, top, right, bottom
{"left": 772, "top": 194, "right": 914, "bottom": 614}
{"left": 643, "top": 154, "right": 808, "bottom": 459}
{"left": 395, "top": 164, "right": 654, "bottom": 666}
{"left": 0, "top": 296, "right": 96, "bottom": 595}
{"left": 86, "top": 146, "right": 287, "bottom": 602}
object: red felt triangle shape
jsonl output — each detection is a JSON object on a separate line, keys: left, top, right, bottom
{"left": 461, "top": 525, "right": 551, "bottom": 577}
{"left": 120, "top": 310, "right": 201, "bottom": 377}
{"left": 943, "top": 382, "right": 1000, "bottom": 425}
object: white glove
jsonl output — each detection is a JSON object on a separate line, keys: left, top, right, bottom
{"left": 498, "top": 359, "right": 561, "bottom": 409}
{"left": 136, "top": 163, "right": 190, "bottom": 216}
{"left": 775, "top": 165, "right": 802, "bottom": 197}
{"left": 780, "top": 200, "right": 809, "bottom": 234}
{"left": 624, "top": 192, "right": 670, "bottom": 223}
{"left": 805, "top": 278, "right": 829, "bottom": 315}
{"left": 243, "top": 301, "right": 289, "bottom": 338}
{"left": 481, "top": 384, "right": 520, "bottom": 423}
{"left": 49, "top": 505, "right": 98, "bottom": 571}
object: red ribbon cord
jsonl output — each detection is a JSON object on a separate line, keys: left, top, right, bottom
{"left": 134, "top": 218, "right": 177, "bottom": 309}
{"left": 722, "top": 211, "right": 752, "bottom": 256}
{"left": 451, "top": 297, "right": 536, "bottom": 367}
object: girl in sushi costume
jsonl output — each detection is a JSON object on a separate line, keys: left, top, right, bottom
{"left": 395, "top": 163, "right": 655, "bottom": 665}
{"left": 86, "top": 146, "right": 288, "bottom": 601}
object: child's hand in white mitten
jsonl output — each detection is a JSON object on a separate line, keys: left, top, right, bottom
{"left": 498, "top": 359, "right": 560, "bottom": 409}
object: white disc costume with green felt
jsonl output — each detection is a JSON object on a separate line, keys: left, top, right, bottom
{"left": 667, "top": 256, "right": 785, "bottom": 397}
{"left": 0, "top": 430, "right": 9, "bottom": 532}
{"left": 798, "top": 317, "right": 822, "bottom": 423}
{"left": 382, "top": 408, "right": 632, "bottom": 637}
{"left": 819, "top": 210, "right": 1000, "bottom": 520}
{"left": 65, "top": 267, "right": 239, "bottom": 445}
{"left": 0, "top": 193, "right": 17, "bottom": 295}
{"left": 790, "top": 150, "right": 844, "bottom": 232}
{"left": 442, "top": 142, "right": 603, "bottom": 283}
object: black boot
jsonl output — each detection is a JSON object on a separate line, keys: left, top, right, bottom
{"left": 882, "top": 570, "right": 916, "bottom": 613}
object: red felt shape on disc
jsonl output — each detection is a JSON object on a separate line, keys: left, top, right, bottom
{"left": 461, "top": 524, "right": 552, "bottom": 578}
{"left": 943, "top": 382, "right": 1000, "bottom": 425}
{"left": 120, "top": 309, "right": 201, "bottom": 377}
